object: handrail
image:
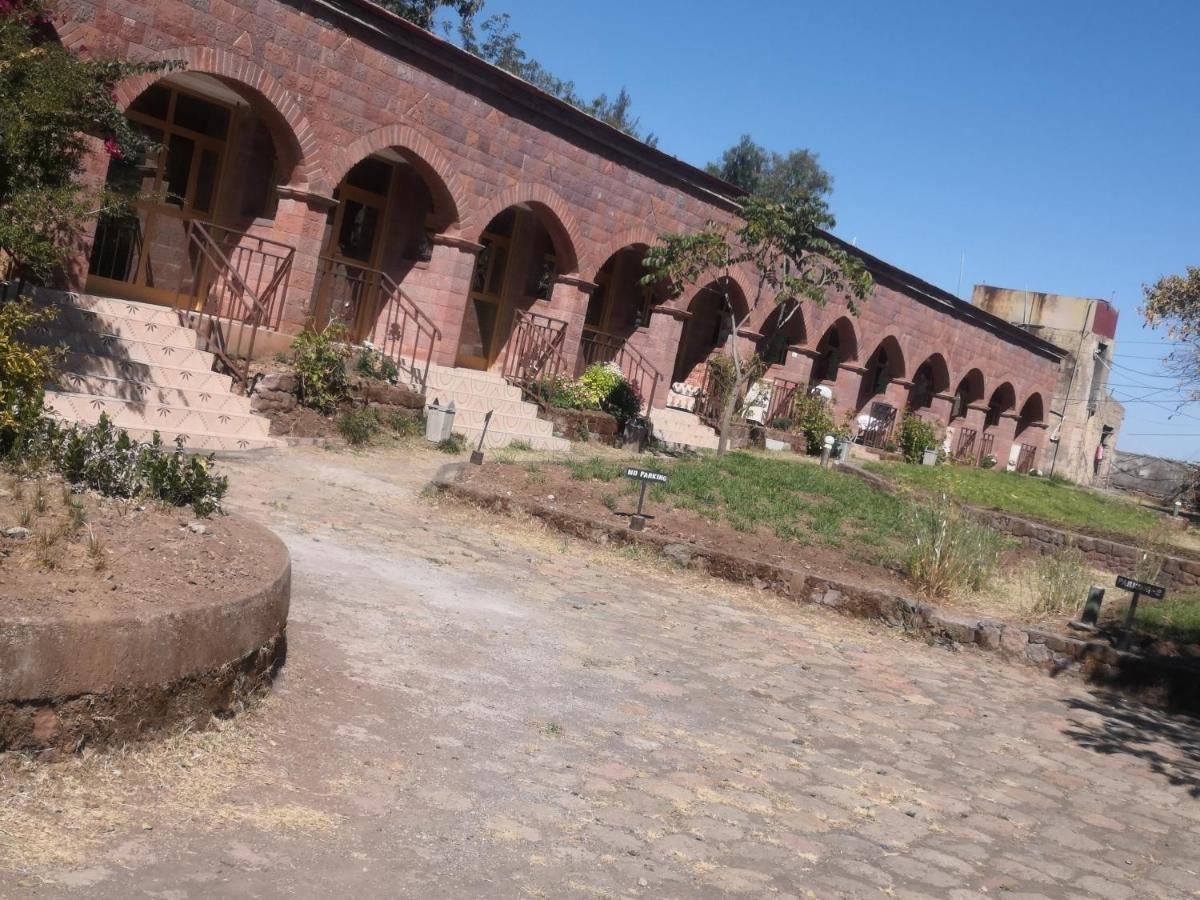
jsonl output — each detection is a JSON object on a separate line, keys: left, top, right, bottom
{"left": 174, "top": 220, "right": 295, "bottom": 389}
{"left": 313, "top": 256, "right": 441, "bottom": 393}
{"left": 578, "top": 325, "right": 662, "bottom": 413}
{"left": 502, "top": 309, "right": 568, "bottom": 391}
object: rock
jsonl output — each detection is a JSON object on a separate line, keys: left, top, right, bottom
{"left": 258, "top": 372, "right": 298, "bottom": 393}
{"left": 977, "top": 621, "right": 1002, "bottom": 650}
{"left": 1025, "top": 642, "right": 1052, "bottom": 665}
{"left": 1000, "top": 627, "right": 1030, "bottom": 653}
{"left": 662, "top": 543, "right": 693, "bottom": 567}
{"left": 3, "top": 526, "right": 30, "bottom": 539}
{"left": 186, "top": 522, "right": 207, "bottom": 534}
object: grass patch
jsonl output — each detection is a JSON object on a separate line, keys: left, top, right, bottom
{"left": 1134, "top": 592, "right": 1200, "bottom": 644}
{"left": 864, "top": 461, "right": 1163, "bottom": 541}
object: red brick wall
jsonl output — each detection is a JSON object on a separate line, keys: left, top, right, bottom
{"left": 55, "top": 0, "right": 1062, "bottom": 439}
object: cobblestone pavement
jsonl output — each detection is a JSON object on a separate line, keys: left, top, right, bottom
{"left": 6, "top": 447, "right": 1200, "bottom": 899}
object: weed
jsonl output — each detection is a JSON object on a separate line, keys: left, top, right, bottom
{"left": 354, "top": 346, "right": 399, "bottom": 383}
{"left": 600, "top": 492, "right": 618, "bottom": 512}
{"left": 85, "top": 525, "right": 106, "bottom": 571}
{"left": 33, "top": 483, "right": 46, "bottom": 514}
{"left": 18, "top": 506, "right": 32, "bottom": 527}
{"left": 540, "top": 722, "right": 564, "bottom": 738}
{"left": 385, "top": 411, "right": 424, "bottom": 437}
{"left": 904, "top": 493, "right": 1007, "bottom": 598}
{"left": 1026, "top": 546, "right": 1091, "bottom": 616}
{"left": 291, "top": 325, "right": 350, "bottom": 413}
{"left": 1135, "top": 592, "right": 1200, "bottom": 644}
{"left": 68, "top": 501, "right": 87, "bottom": 533}
{"left": 337, "top": 408, "right": 382, "bottom": 447}
{"left": 508, "top": 439, "right": 533, "bottom": 452}
{"left": 566, "top": 456, "right": 624, "bottom": 482}
{"left": 437, "top": 433, "right": 467, "bottom": 454}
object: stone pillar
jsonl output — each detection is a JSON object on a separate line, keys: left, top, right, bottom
{"left": 993, "top": 412, "right": 1020, "bottom": 471}
{"left": 928, "top": 392, "right": 955, "bottom": 427}
{"left": 548, "top": 274, "right": 598, "bottom": 376}
{"left": 833, "top": 363, "right": 868, "bottom": 419}
{"left": 1025, "top": 422, "right": 1050, "bottom": 472}
{"left": 883, "top": 378, "right": 915, "bottom": 414}
{"left": 272, "top": 186, "right": 338, "bottom": 333}
{"left": 777, "top": 346, "right": 819, "bottom": 385}
{"left": 414, "top": 233, "right": 482, "bottom": 367}
{"left": 636, "top": 306, "right": 688, "bottom": 407}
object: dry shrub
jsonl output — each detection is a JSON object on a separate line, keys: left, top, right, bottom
{"left": 905, "top": 493, "right": 1006, "bottom": 598}
{"left": 1027, "top": 545, "right": 1091, "bottom": 616}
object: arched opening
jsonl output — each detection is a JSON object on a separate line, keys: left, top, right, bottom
{"left": 809, "top": 318, "right": 858, "bottom": 386}
{"left": 87, "top": 72, "right": 301, "bottom": 318}
{"left": 756, "top": 302, "right": 807, "bottom": 368}
{"left": 1015, "top": 393, "right": 1045, "bottom": 438}
{"left": 906, "top": 354, "right": 950, "bottom": 412}
{"left": 456, "top": 204, "right": 570, "bottom": 370}
{"left": 985, "top": 382, "right": 1016, "bottom": 429}
{"left": 312, "top": 146, "right": 455, "bottom": 341}
{"left": 671, "top": 278, "right": 747, "bottom": 385}
{"left": 581, "top": 245, "right": 661, "bottom": 362}
{"left": 857, "top": 336, "right": 906, "bottom": 412}
{"left": 950, "top": 369, "right": 985, "bottom": 421}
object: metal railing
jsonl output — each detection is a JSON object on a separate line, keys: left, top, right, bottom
{"left": 174, "top": 221, "right": 295, "bottom": 389}
{"left": 1016, "top": 443, "right": 1037, "bottom": 474}
{"left": 578, "top": 326, "right": 661, "bottom": 413}
{"left": 954, "top": 426, "right": 978, "bottom": 463}
{"left": 763, "top": 376, "right": 803, "bottom": 427}
{"left": 980, "top": 431, "right": 995, "bottom": 465}
{"left": 88, "top": 214, "right": 144, "bottom": 284}
{"left": 313, "top": 257, "right": 441, "bottom": 393}
{"left": 857, "top": 402, "right": 897, "bottom": 451}
{"left": 502, "top": 309, "right": 568, "bottom": 392}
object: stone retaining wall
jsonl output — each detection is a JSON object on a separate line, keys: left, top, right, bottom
{"left": 438, "top": 474, "right": 1200, "bottom": 714}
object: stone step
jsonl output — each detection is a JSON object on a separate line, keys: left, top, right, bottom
{"left": 450, "top": 407, "right": 555, "bottom": 437}
{"left": 452, "top": 423, "right": 570, "bottom": 452}
{"left": 57, "top": 352, "right": 234, "bottom": 394}
{"left": 32, "top": 288, "right": 183, "bottom": 327}
{"left": 111, "top": 426, "right": 284, "bottom": 453}
{"left": 55, "top": 371, "right": 253, "bottom": 415}
{"left": 420, "top": 391, "right": 535, "bottom": 418}
{"left": 28, "top": 324, "right": 218, "bottom": 373}
{"left": 425, "top": 373, "right": 524, "bottom": 403}
{"left": 45, "top": 391, "right": 272, "bottom": 440}
{"left": 40, "top": 302, "right": 200, "bottom": 349}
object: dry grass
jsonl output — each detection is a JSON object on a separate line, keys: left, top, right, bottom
{"left": 0, "top": 699, "right": 338, "bottom": 875}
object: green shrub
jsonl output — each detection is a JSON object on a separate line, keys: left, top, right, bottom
{"left": 437, "top": 432, "right": 467, "bottom": 454}
{"left": 0, "top": 299, "right": 57, "bottom": 457}
{"left": 354, "top": 346, "right": 399, "bottom": 383}
{"left": 791, "top": 394, "right": 835, "bottom": 455}
{"left": 600, "top": 377, "right": 642, "bottom": 426}
{"left": 904, "top": 493, "right": 1007, "bottom": 598}
{"left": 385, "top": 410, "right": 424, "bottom": 436}
{"left": 337, "top": 408, "right": 382, "bottom": 446}
{"left": 508, "top": 439, "right": 533, "bottom": 451}
{"left": 897, "top": 414, "right": 938, "bottom": 464}
{"left": 1027, "top": 546, "right": 1090, "bottom": 616}
{"left": 533, "top": 363, "right": 644, "bottom": 427}
{"left": 291, "top": 325, "right": 350, "bottom": 413}
{"left": 140, "top": 434, "right": 229, "bottom": 517}
{"left": 575, "top": 362, "right": 624, "bottom": 407}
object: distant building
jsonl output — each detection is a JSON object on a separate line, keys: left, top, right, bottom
{"left": 1109, "top": 451, "right": 1197, "bottom": 508}
{"left": 973, "top": 286, "right": 1125, "bottom": 485}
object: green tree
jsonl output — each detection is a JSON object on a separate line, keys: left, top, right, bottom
{"left": 1142, "top": 266, "right": 1200, "bottom": 391}
{"left": 457, "top": 12, "right": 656, "bottom": 146}
{"left": 641, "top": 193, "right": 872, "bottom": 454}
{"left": 706, "top": 135, "right": 832, "bottom": 201}
{"left": 377, "top": 0, "right": 483, "bottom": 31}
{"left": 0, "top": 1, "right": 168, "bottom": 279}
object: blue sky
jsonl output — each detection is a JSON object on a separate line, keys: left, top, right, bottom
{"left": 476, "top": 0, "right": 1200, "bottom": 460}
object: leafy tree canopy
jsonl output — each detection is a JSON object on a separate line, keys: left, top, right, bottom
{"left": 1142, "top": 266, "right": 1200, "bottom": 390}
{"left": 0, "top": 1, "right": 169, "bottom": 278}
{"left": 706, "top": 135, "right": 833, "bottom": 202}
{"left": 375, "top": 0, "right": 483, "bottom": 31}
{"left": 641, "top": 192, "right": 871, "bottom": 453}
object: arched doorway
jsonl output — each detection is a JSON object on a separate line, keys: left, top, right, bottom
{"left": 856, "top": 336, "right": 906, "bottom": 412}
{"left": 1014, "top": 393, "right": 1046, "bottom": 473}
{"left": 907, "top": 354, "right": 950, "bottom": 412}
{"left": 581, "top": 245, "right": 658, "bottom": 362}
{"left": 756, "top": 303, "right": 807, "bottom": 368}
{"left": 456, "top": 205, "right": 568, "bottom": 371}
{"left": 809, "top": 318, "right": 858, "bottom": 386}
{"left": 950, "top": 369, "right": 985, "bottom": 421}
{"left": 86, "top": 72, "right": 297, "bottom": 317}
{"left": 671, "top": 278, "right": 747, "bottom": 385}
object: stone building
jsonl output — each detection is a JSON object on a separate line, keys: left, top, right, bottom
{"left": 972, "top": 285, "right": 1125, "bottom": 484}
{"left": 42, "top": 0, "right": 1064, "bottom": 462}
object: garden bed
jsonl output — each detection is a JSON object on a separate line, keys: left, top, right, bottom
{"left": 0, "top": 473, "right": 289, "bottom": 752}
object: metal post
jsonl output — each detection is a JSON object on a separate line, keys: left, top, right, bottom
{"left": 630, "top": 481, "right": 649, "bottom": 531}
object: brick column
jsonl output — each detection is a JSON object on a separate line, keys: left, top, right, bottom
{"left": 993, "top": 412, "right": 1020, "bottom": 471}
{"left": 1025, "top": 422, "right": 1050, "bottom": 473}
{"left": 272, "top": 186, "right": 338, "bottom": 333}
{"left": 548, "top": 274, "right": 598, "bottom": 376}
{"left": 776, "top": 346, "right": 819, "bottom": 385}
{"left": 883, "top": 378, "right": 914, "bottom": 413}
{"left": 628, "top": 306, "right": 686, "bottom": 409}
{"left": 833, "top": 363, "right": 867, "bottom": 419}
{"left": 411, "top": 233, "right": 482, "bottom": 367}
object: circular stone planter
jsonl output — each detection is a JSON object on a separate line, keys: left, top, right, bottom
{"left": 0, "top": 516, "right": 290, "bottom": 753}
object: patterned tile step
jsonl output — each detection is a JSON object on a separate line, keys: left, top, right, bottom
{"left": 451, "top": 423, "right": 570, "bottom": 452}
{"left": 55, "top": 372, "right": 254, "bottom": 415}
{"left": 45, "top": 391, "right": 271, "bottom": 440}
{"left": 28, "top": 324, "right": 217, "bottom": 372}
{"left": 32, "top": 288, "right": 182, "bottom": 326}
{"left": 449, "top": 407, "right": 555, "bottom": 436}
{"left": 38, "top": 302, "right": 199, "bottom": 349}
{"left": 57, "top": 352, "right": 234, "bottom": 394}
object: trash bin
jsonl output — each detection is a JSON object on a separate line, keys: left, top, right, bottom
{"left": 425, "top": 398, "right": 455, "bottom": 443}
{"left": 921, "top": 447, "right": 938, "bottom": 466}
{"left": 835, "top": 439, "right": 851, "bottom": 463}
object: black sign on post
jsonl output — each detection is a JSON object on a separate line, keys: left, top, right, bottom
{"left": 624, "top": 468, "right": 668, "bottom": 531}
{"left": 1116, "top": 574, "right": 1167, "bottom": 650}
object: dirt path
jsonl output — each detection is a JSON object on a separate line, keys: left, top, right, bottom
{"left": 3, "top": 445, "right": 1199, "bottom": 898}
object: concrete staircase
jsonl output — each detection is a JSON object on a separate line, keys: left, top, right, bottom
{"left": 650, "top": 406, "right": 720, "bottom": 451}
{"left": 424, "top": 364, "right": 570, "bottom": 452}
{"left": 30, "top": 291, "right": 282, "bottom": 452}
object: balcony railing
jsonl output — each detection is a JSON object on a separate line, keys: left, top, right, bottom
{"left": 313, "top": 256, "right": 441, "bottom": 393}
{"left": 578, "top": 326, "right": 661, "bottom": 413}
{"left": 857, "top": 402, "right": 898, "bottom": 451}
{"left": 954, "top": 426, "right": 977, "bottom": 463}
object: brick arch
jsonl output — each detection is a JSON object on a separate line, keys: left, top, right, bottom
{"left": 333, "top": 124, "right": 466, "bottom": 230}
{"left": 461, "top": 184, "right": 584, "bottom": 274}
{"left": 1016, "top": 392, "right": 1047, "bottom": 434}
{"left": 585, "top": 226, "right": 662, "bottom": 277}
{"left": 111, "top": 47, "right": 330, "bottom": 197}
